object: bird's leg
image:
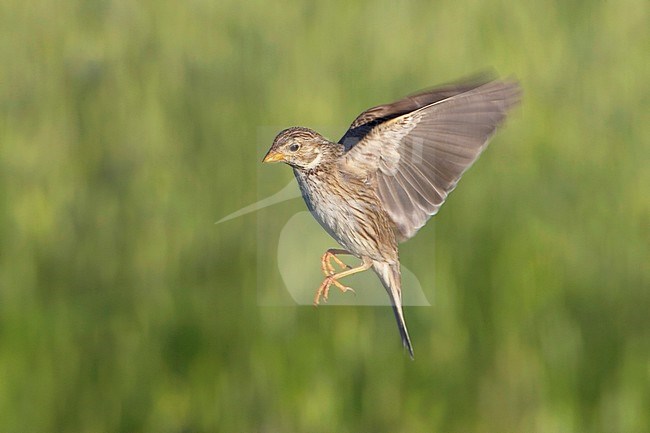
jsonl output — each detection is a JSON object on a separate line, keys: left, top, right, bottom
{"left": 320, "top": 248, "right": 353, "bottom": 276}
{"left": 314, "top": 259, "right": 373, "bottom": 306}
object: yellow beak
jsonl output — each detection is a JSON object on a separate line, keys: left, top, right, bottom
{"left": 262, "top": 150, "right": 285, "bottom": 163}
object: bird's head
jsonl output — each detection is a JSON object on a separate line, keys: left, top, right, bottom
{"left": 263, "top": 127, "right": 338, "bottom": 171}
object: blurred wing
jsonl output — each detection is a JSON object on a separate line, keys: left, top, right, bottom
{"left": 338, "top": 79, "right": 521, "bottom": 240}
{"left": 338, "top": 73, "right": 497, "bottom": 150}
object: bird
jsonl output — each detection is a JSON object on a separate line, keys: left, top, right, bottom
{"left": 262, "top": 74, "right": 521, "bottom": 358}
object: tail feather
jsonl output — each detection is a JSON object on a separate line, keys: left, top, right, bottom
{"left": 372, "top": 261, "right": 414, "bottom": 359}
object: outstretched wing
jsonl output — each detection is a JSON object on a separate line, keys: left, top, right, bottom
{"left": 338, "top": 79, "right": 521, "bottom": 240}
{"left": 338, "top": 73, "right": 497, "bottom": 150}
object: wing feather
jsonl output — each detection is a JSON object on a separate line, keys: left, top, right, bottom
{"left": 339, "top": 73, "right": 498, "bottom": 149}
{"left": 338, "top": 79, "right": 521, "bottom": 240}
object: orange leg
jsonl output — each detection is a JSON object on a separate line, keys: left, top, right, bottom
{"left": 320, "top": 248, "right": 353, "bottom": 276}
{"left": 314, "top": 258, "right": 372, "bottom": 306}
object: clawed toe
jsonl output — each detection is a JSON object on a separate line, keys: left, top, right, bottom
{"left": 320, "top": 250, "right": 352, "bottom": 277}
{"left": 314, "top": 254, "right": 371, "bottom": 306}
{"left": 313, "top": 276, "right": 356, "bottom": 306}
{"left": 332, "top": 279, "right": 354, "bottom": 294}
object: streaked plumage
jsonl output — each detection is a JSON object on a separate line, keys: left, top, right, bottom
{"left": 263, "top": 75, "right": 521, "bottom": 358}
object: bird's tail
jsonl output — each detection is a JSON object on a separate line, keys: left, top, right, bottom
{"left": 372, "top": 261, "right": 414, "bottom": 359}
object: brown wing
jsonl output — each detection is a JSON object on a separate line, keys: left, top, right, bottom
{"left": 338, "top": 79, "right": 521, "bottom": 240}
{"left": 338, "top": 73, "right": 498, "bottom": 150}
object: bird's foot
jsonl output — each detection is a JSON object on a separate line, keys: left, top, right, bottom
{"left": 320, "top": 250, "right": 352, "bottom": 276}
{"left": 313, "top": 276, "right": 355, "bottom": 306}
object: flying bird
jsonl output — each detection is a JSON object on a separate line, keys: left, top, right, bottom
{"left": 263, "top": 75, "right": 521, "bottom": 358}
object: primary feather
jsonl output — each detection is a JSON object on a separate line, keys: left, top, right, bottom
{"left": 339, "top": 78, "right": 521, "bottom": 240}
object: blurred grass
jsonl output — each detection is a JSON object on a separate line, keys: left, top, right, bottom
{"left": 0, "top": 0, "right": 648, "bottom": 432}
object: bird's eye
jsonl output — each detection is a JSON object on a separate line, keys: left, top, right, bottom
{"left": 288, "top": 143, "right": 300, "bottom": 152}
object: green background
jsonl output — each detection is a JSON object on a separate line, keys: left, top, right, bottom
{"left": 1, "top": 0, "right": 648, "bottom": 432}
